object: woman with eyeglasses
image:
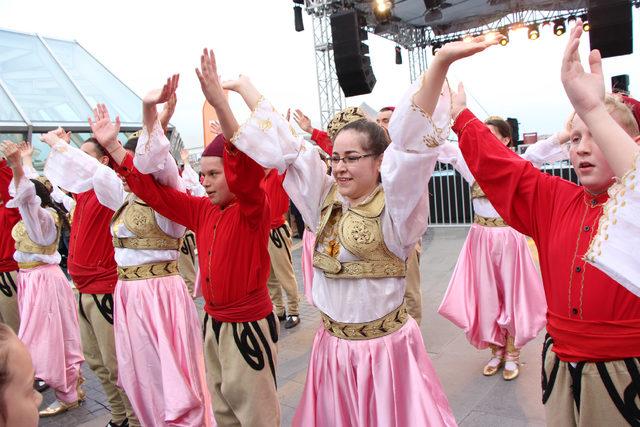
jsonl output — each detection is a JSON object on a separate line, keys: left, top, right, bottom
{"left": 221, "top": 74, "right": 456, "bottom": 426}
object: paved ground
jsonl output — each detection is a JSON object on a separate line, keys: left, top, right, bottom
{"left": 39, "top": 226, "right": 546, "bottom": 426}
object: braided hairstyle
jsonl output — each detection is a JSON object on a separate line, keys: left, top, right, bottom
{"left": 30, "top": 179, "right": 70, "bottom": 236}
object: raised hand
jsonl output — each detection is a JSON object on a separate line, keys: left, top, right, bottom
{"left": 293, "top": 109, "right": 313, "bottom": 133}
{"left": 221, "top": 74, "right": 251, "bottom": 93}
{"left": 209, "top": 120, "right": 222, "bottom": 135}
{"left": 451, "top": 82, "right": 467, "bottom": 120}
{"left": 18, "top": 141, "right": 34, "bottom": 159}
{"left": 88, "top": 103, "right": 121, "bottom": 152}
{"left": 159, "top": 93, "right": 177, "bottom": 131}
{"left": 40, "top": 129, "right": 64, "bottom": 148}
{"left": 53, "top": 127, "right": 71, "bottom": 143}
{"left": 0, "top": 141, "right": 21, "bottom": 168}
{"left": 195, "top": 49, "right": 226, "bottom": 108}
{"left": 434, "top": 34, "right": 500, "bottom": 66}
{"left": 560, "top": 21, "right": 605, "bottom": 118}
{"left": 143, "top": 74, "right": 179, "bottom": 107}
{"left": 285, "top": 108, "right": 291, "bottom": 122}
{"left": 180, "top": 148, "right": 190, "bottom": 163}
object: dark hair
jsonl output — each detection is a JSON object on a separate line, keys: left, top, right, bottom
{"left": 31, "top": 179, "right": 71, "bottom": 235}
{"left": 83, "top": 137, "right": 108, "bottom": 158}
{"left": 124, "top": 137, "right": 138, "bottom": 153}
{"left": 0, "top": 323, "right": 14, "bottom": 422}
{"left": 484, "top": 117, "right": 513, "bottom": 147}
{"left": 337, "top": 119, "right": 390, "bottom": 156}
{"left": 379, "top": 106, "right": 395, "bottom": 113}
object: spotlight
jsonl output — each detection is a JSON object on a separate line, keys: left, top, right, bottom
{"left": 395, "top": 45, "right": 402, "bottom": 64}
{"left": 528, "top": 24, "right": 539, "bottom": 40}
{"left": 373, "top": 0, "right": 393, "bottom": 22}
{"left": 293, "top": 0, "right": 304, "bottom": 32}
{"left": 567, "top": 15, "right": 577, "bottom": 23}
{"left": 498, "top": 27, "right": 509, "bottom": 46}
{"left": 580, "top": 14, "right": 590, "bottom": 31}
{"left": 553, "top": 19, "right": 566, "bottom": 36}
{"left": 541, "top": 20, "right": 551, "bottom": 28}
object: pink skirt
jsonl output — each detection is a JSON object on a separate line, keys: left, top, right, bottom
{"left": 113, "top": 274, "right": 215, "bottom": 426}
{"left": 17, "top": 264, "right": 84, "bottom": 403}
{"left": 293, "top": 319, "right": 457, "bottom": 427}
{"left": 438, "top": 224, "right": 547, "bottom": 349}
{"left": 301, "top": 229, "right": 315, "bottom": 305}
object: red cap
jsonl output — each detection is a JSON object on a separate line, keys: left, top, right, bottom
{"left": 203, "top": 133, "right": 226, "bottom": 157}
{"left": 621, "top": 95, "right": 640, "bottom": 130}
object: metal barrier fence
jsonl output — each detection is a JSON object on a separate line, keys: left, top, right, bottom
{"left": 428, "top": 144, "right": 578, "bottom": 227}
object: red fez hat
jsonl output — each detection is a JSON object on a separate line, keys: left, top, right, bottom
{"left": 203, "top": 133, "right": 226, "bottom": 158}
{"left": 621, "top": 95, "right": 640, "bottom": 130}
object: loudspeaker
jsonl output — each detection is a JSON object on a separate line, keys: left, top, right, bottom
{"left": 506, "top": 118, "right": 520, "bottom": 145}
{"left": 588, "top": 0, "right": 633, "bottom": 58}
{"left": 612, "top": 74, "right": 630, "bottom": 94}
{"left": 330, "top": 10, "right": 377, "bottom": 97}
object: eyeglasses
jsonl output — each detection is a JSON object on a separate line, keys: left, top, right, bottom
{"left": 329, "top": 153, "right": 375, "bottom": 166}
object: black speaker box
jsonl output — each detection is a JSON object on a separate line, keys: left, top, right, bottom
{"left": 588, "top": 1, "right": 633, "bottom": 58}
{"left": 330, "top": 10, "right": 377, "bottom": 97}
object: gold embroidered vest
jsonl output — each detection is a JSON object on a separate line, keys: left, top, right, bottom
{"left": 11, "top": 210, "right": 61, "bottom": 255}
{"left": 470, "top": 181, "right": 486, "bottom": 199}
{"left": 111, "top": 195, "right": 183, "bottom": 250}
{"left": 313, "top": 185, "right": 406, "bottom": 279}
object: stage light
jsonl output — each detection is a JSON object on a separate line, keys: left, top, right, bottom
{"left": 528, "top": 24, "right": 539, "bottom": 40}
{"left": 542, "top": 21, "right": 551, "bottom": 28}
{"left": 293, "top": 0, "right": 304, "bottom": 32}
{"left": 580, "top": 14, "right": 590, "bottom": 31}
{"left": 499, "top": 27, "right": 509, "bottom": 46}
{"left": 568, "top": 15, "right": 577, "bottom": 23}
{"left": 373, "top": 0, "right": 393, "bottom": 22}
{"left": 395, "top": 45, "right": 402, "bottom": 64}
{"left": 553, "top": 19, "right": 566, "bottom": 36}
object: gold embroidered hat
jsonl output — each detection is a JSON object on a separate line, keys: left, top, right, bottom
{"left": 326, "top": 107, "right": 366, "bottom": 141}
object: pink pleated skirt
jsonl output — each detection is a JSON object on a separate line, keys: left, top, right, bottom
{"left": 113, "top": 274, "right": 215, "bottom": 426}
{"left": 17, "top": 264, "right": 84, "bottom": 403}
{"left": 293, "top": 318, "right": 457, "bottom": 427}
{"left": 301, "top": 229, "right": 315, "bottom": 305}
{"left": 438, "top": 224, "right": 547, "bottom": 349}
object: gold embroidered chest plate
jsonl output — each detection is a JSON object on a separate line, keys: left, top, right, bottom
{"left": 313, "top": 185, "right": 406, "bottom": 279}
{"left": 470, "top": 181, "right": 486, "bottom": 199}
{"left": 111, "top": 196, "right": 183, "bottom": 250}
{"left": 12, "top": 210, "right": 61, "bottom": 255}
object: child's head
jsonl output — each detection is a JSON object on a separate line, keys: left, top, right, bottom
{"left": 0, "top": 324, "right": 41, "bottom": 427}
{"left": 568, "top": 94, "right": 640, "bottom": 194}
{"left": 484, "top": 116, "right": 513, "bottom": 147}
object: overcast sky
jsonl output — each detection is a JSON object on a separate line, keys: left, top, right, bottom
{"left": 1, "top": 0, "right": 638, "bottom": 149}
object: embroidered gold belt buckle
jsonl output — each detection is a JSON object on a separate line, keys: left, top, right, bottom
{"left": 321, "top": 303, "right": 408, "bottom": 340}
{"left": 474, "top": 214, "right": 508, "bottom": 227}
{"left": 117, "top": 261, "right": 179, "bottom": 281}
{"left": 18, "top": 261, "right": 46, "bottom": 270}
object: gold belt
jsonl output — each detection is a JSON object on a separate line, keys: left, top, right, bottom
{"left": 473, "top": 214, "right": 508, "bottom": 227}
{"left": 313, "top": 252, "right": 406, "bottom": 279}
{"left": 18, "top": 261, "right": 46, "bottom": 270}
{"left": 117, "top": 261, "right": 179, "bottom": 281}
{"left": 112, "top": 236, "right": 182, "bottom": 251}
{"left": 321, "top": 303, "right": 408, "bottom": 340}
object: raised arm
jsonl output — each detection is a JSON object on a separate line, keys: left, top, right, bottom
{"left": 520, "top": 130, "right": 571, "bottom": 168}
{"left": 180, "top": 149, "right": 206, "bottom": 197}
{"left": 561, "top": 22, "right": 639, "bottom": 177}
{"left": 0, "top": 141, "right": 57, "bottom": 246}
{"left": 135, "top": 77, "right": 185, "bottom": 190}
{"left": 293, "top": 109, "right": 333, "bottom": 155}
{"left": 223, "top": 77, "right": 332, "bottom": 230}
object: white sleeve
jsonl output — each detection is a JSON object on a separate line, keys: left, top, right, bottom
{"left": 93, "top": 166, "right": 126, "bottom": 211}
{"left": 50, "top": 185, "right": 76, "bottom": 212}
{"left": 381, "top": 78, "right": 450, "bottom": 258}
{"left": 45, "top": 139, "right": 103, "bottom": 194}
{"left": 436, "top": 142, "right": 475, "bottom": 184}
{"left": 134, "top": 120, "right": 185, "bottom": 191}
{"left": 182, "top": 163, "right": 206, "bottom": 197}
{"left": 231, "top": 98, "right": 333, "bottom": 231}
{"left": 23, "top": 165, "right": 39, "bottom": 179}
{"left": 6, "top": 176, "right": 57, "bottom": 246}
{"left": 520, "top": 133, "right": 569, "bottom": 168}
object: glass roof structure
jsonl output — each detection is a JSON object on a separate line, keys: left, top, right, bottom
{"left": 0, "top": 28, "right": 182, "bottom": 169}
